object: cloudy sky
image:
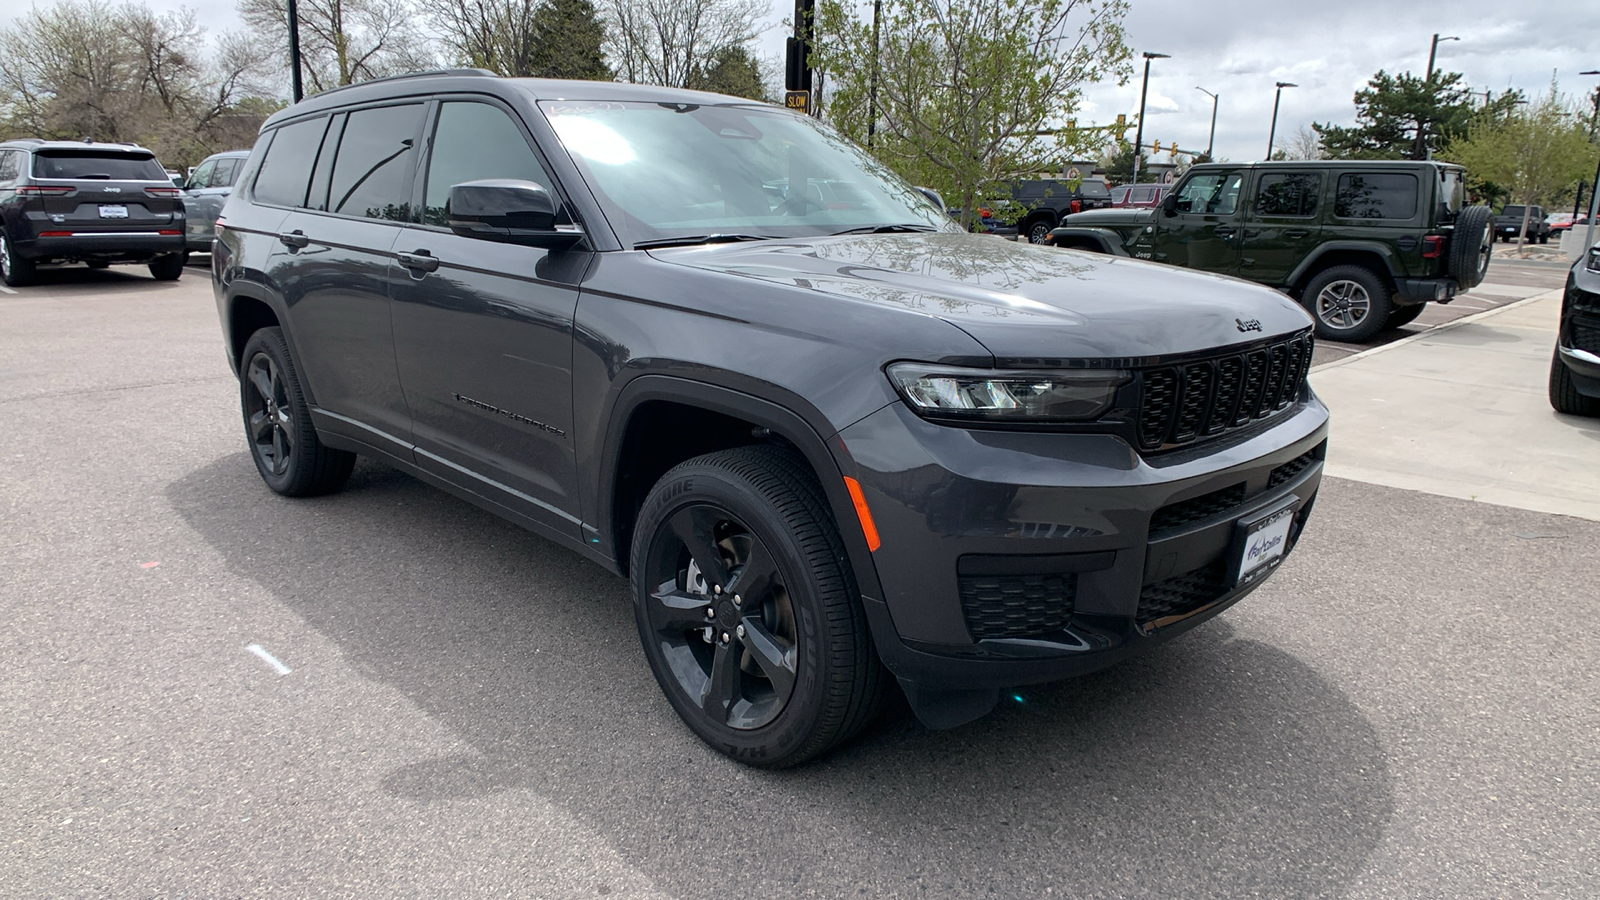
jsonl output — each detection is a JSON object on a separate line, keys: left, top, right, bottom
{"left": 5, "top": 0, "right": 1598, "bottom": 162}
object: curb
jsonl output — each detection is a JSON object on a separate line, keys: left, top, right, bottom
{"left": 1310, "top": 287, "right": 1565, "bottom": 373}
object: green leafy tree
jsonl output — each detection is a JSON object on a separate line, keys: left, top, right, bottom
{"left": 1441, "top": 84, "right": 1598, "bottom": 250}
{"left": 688, "top": 45, "right": 766, "bottom": 101}
{"left": 1099, "top": 139, "right": 1144, "bottom": 185}
{"left": 814, "top": 0, "right": 1131, "bottom": 229}
{"left": 1315, "top": 69, "right": 1522, "bottom": 160}
{"left": 527, "top": 0, "right": 610, "bottom": 80}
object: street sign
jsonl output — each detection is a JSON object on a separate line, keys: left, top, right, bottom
{"left": 785, "top": 90, "right": 811, "bottom": 113}
{"left": 1066, "top": 166, "right": 1081, "bottom": 180}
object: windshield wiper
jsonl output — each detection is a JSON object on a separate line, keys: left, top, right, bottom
{"left": 827, "top": 223, "right": 939, "bottom": 235}
{"left": 633, "top": 233, "right": 782, "bottom": 250}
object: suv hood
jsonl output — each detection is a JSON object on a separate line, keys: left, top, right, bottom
{"left": 649, "top": 232, "right": 1312, "bottom": 364}
{"left": 1060, "top": 208, "right": 1154, "bottom": 229}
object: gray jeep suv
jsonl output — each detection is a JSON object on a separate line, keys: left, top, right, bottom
{"left": 213, "top": 70, "right": 1329, "bottom": 766}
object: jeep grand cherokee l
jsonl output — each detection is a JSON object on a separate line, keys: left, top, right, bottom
{"left": 0, "top": 139, "right": 188, "bottom": 286}
{"left": 212, "top": 71, "right": 1329, "bottom": 767}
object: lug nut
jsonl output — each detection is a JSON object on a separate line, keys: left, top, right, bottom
{"left": 714, "top": 585, "right": 722, "bottom": 594}
{"left": 733, "top": 594, "right": 742, "bottom": 606}
{"left": 705, "top": 606, "right": 715, "bottom": 619}
{"left": 720, "top": 631, "right": 731, "bottom": 644}
{"left": 736, "top": 624, "right": 745, "bottom": 639}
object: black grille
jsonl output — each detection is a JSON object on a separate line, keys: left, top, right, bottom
{"left": 1150, "top": 483, "right": 1247, "bottom": 534}
{"left": 1573, "top": 317, "right": 1600, "bottom": 355}
{"left": 1137, "top": 560, "right": 1229, "bottom": 626}
{"left": 1268, "top": 449, "right": 1318, "bottom": 489}
{"left": 1135, "top": 333, "right": 1313, "bottom": 452}
{"left": 960, "top": 574, "right": 1077, "bottom": 640}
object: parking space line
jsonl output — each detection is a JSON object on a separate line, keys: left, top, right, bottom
{"left": 0, "top": 285, "right": 17, "bottom": 294}
{"left": 246, "top": 643, "right": 293, "bottom": 676}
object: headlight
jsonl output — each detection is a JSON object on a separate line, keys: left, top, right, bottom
{"left": 887, "top": 363, "right": 1129, "bottom": 422}
{"left": 1587, "top": 246, "right": 1600, "bottom": 273}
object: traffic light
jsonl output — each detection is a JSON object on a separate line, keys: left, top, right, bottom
{"left": 1114, "top": 113, "right": 1128, "bottom": 141}
{"left": 1152, "top": 140, "right": 1161, "bottom": 154}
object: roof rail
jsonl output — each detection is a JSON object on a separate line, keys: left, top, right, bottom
{"left": 310, "top": 68, "right": 497, "bottom": 100}
{"left": 5, "top": 137, "right": 46, "bottom": 146}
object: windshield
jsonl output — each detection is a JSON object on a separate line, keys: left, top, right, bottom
{"left": 540, "top": 101, "right": 954, "bottom": 247}
{"left": 1502, "top": 205, "right": 1526, "bottom": 217}
{"left": 33, "top": 150, "right": 168, "bottom": 181}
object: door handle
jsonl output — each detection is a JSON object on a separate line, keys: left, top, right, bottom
{"left": 397, "top": 250, "right": 440, "bottom": 273}
{"left": 277, "top": 230, "right": 309, "bottom": 249}
{"left": 1213, "top": 226, "right": 1236, "bottom": 236}
{"left": 1284, "top": 229, "right": 1309, "bottom": 239}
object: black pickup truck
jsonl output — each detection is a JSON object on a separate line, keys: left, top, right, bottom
{"left": 1495, "top": 204, "right": 1549, "bottom": 243}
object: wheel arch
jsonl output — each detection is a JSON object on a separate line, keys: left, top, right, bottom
{"left": 598, "top": 375, "right": 886, "bottom": 603}
{"left": 1287, "top": 242, "right": 1402, "bottom": 295}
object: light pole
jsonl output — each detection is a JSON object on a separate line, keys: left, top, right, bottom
{"left": 287, "top": 0, "right": 304, "bottom": 103}
{"left": 1131, "top": 52, "right": 1169, "bottom": 185}
{"left": 1266, "top": 81, "right": 1296, "bottom": 159}
{"left": 867, "top": 0, "right": 882, "bottom": 147}
{"left": 1195, "top": 86, "right": 1218, "bottom": 159}
{"left": 1416, "top": 34, "right": 1458, "bottom": 158}
{"left": 1582, "top": 71, "right": 1600, "bottom": 139}
{"left": 1582, "top": 71, "right": 1600, "bottom": 253}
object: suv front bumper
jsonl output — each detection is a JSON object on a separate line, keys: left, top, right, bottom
{"left": 838, "top": 396, "right": 1329, "bottom": 695}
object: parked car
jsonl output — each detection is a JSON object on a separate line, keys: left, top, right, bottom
{"left": 1045, "top": 160, "right": 1493, "bottom": 343}
{"left": 1549, "top": 241, "right": 1600, "bottom": 417}
{"left": 1112, "top": 182, "right": 1171, "bottom": 209}
{"left": 182, "top": 149, "right": 250, "bottom": 252}
{"left": 1013, "top": 177, "right": 1114, "bottom": 243}
{"left": 1547, "top": 212, "right": 1576, "bottom": 234}
{"left": 213, "top": 71, "right": 1327, "bottom": 767}
{"left": 0, "top": 138, "right": 187, "bottom": 286}
{"left": 1495, "top": 204, "right": 1550, "bottom": 243}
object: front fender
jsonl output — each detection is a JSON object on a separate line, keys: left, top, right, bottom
{"left": 1045, "top": 226, "right": 1131, "bottom": 256}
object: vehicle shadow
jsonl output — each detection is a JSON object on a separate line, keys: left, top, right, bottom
{"left": 168, "top": 453, "right": 1394, "bottom": 898}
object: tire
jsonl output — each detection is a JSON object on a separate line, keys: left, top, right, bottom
{"left": 148, "top": 253, "right": 186, "bottom": 280}
{"left": 1384, "top": 303, "right": 1426, "bottom": 330}
{"left": 630, "top": 446, "right": 885, "bottom": 768}
{"left": 238, "top": 327, "right": 356, "bottom": 496}
{"left": 1, "top": 233, "right": 36, "bottom": 287}
{"left": 1539, "top": 232, "right": 1549, "bottom": 245}
{"left": 1447, "top": 205, "right": 1492, "bottom": 289}
{"left": 1301, "top": 264, "right": 1393, "bottom": 343}
{"left": 1549, "top": 348, "right": 1600, "bottom": 417}
{"left": 1026, "top": 217, "right": 1055, "bottom": 244}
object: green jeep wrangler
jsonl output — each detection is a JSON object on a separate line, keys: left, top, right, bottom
{"left": 1046, "top": 160, "right": 1494, "bottom": 343}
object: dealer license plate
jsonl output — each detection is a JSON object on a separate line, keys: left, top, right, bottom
{"left": 99, "top": 205, "right": 128, "bottom": 218}
{"left": 1237, "top": 508, "right": 1294, "bottom": 583}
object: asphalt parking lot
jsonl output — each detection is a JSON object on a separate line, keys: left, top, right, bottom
{"left": 3, "top": 258, "right": 1596, "bottom": 898}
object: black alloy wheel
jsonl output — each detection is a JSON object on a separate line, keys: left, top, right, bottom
{"left": 631, "top": 447, "right": 884, "bottom": 767}
{"left": 1028, "top": 219, "right": 1053, "bottom": 244}
{"left": 644, "top": 503, "right": 800, "bottom": 731}
{"left": 1, "top": 233, "right": 36, "bottom": 287}
{"left": 238, "top": 327, "right": 355, "bottom": 496}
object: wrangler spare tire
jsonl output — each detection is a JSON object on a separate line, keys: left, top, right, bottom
{"left": 1448, "top": 205, "right": 1492, "bottom": 289}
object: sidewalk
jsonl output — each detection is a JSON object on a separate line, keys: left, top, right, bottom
{"left": 1309, "top": 288, "right": 1600, "bottom": 522}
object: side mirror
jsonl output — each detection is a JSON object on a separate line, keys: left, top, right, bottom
{"left": 1161, "top": 192, "right": 1179, "bottom": 217}
{"left": 447, "top": 179, "right": 584, "bottom": 250}
{"left": 914, "top": 186, "right": 947, "bottom": 215}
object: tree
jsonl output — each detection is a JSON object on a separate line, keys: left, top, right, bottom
{"left": 603, "top": 0, "right": 763, "bottom": 89}
{"left": 0, "top": 0, "right": 277, "bottom": 167}
{"left": 1442, "top": 84, "right": 1597, "bottom": 250}
{"left": 238, "top": 0, "right": 435, "bottom": 93}
{"left": 688, "top": 45, "right": 766, "bottom": 100}
{"left": 1099, "top": 140, "right": 1144, "bottom": 185}
{"left": 1315, "top": 69, "right": 1522, "bottom": 160}
{"left": 1281, "top": 124, "right": 1324, "bottom": 161}
{"left": 425, "top": 0, "right": 609, "bottom": 79}
{"left": 814, "top": 0, "right": 1132, "bottom": 230}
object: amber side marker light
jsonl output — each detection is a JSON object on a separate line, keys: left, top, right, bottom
{"left": 842, "top": 476, "right": 881, "bottom": 552}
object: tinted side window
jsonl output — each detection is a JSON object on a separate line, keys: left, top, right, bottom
{"left": 424, "top": 102, "right": 552, "bottom": 227}
{"left": 254, "top": 116, "right": 331, "bottom": 208}
{"left": 1335, "top": 173, "right": 1417, "bottom": 219}
{"left": 212, "top": 157, "right": 241, "bottom": 188}
{"left": 1255, "top": 173, "right": 1321, "bottom": 217}
{"left": 329, "top": 104, "right": 424, "bottom": 221}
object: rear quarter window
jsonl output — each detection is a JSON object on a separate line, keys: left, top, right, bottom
{"left": 1335, "top": 173, "right": 1417, "bottom": 219}
{"left": 253, "top": 116, "right": 332, "bottom": 208}
{"left": 33, "top": 150, "right": 167, "bottom": 181}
